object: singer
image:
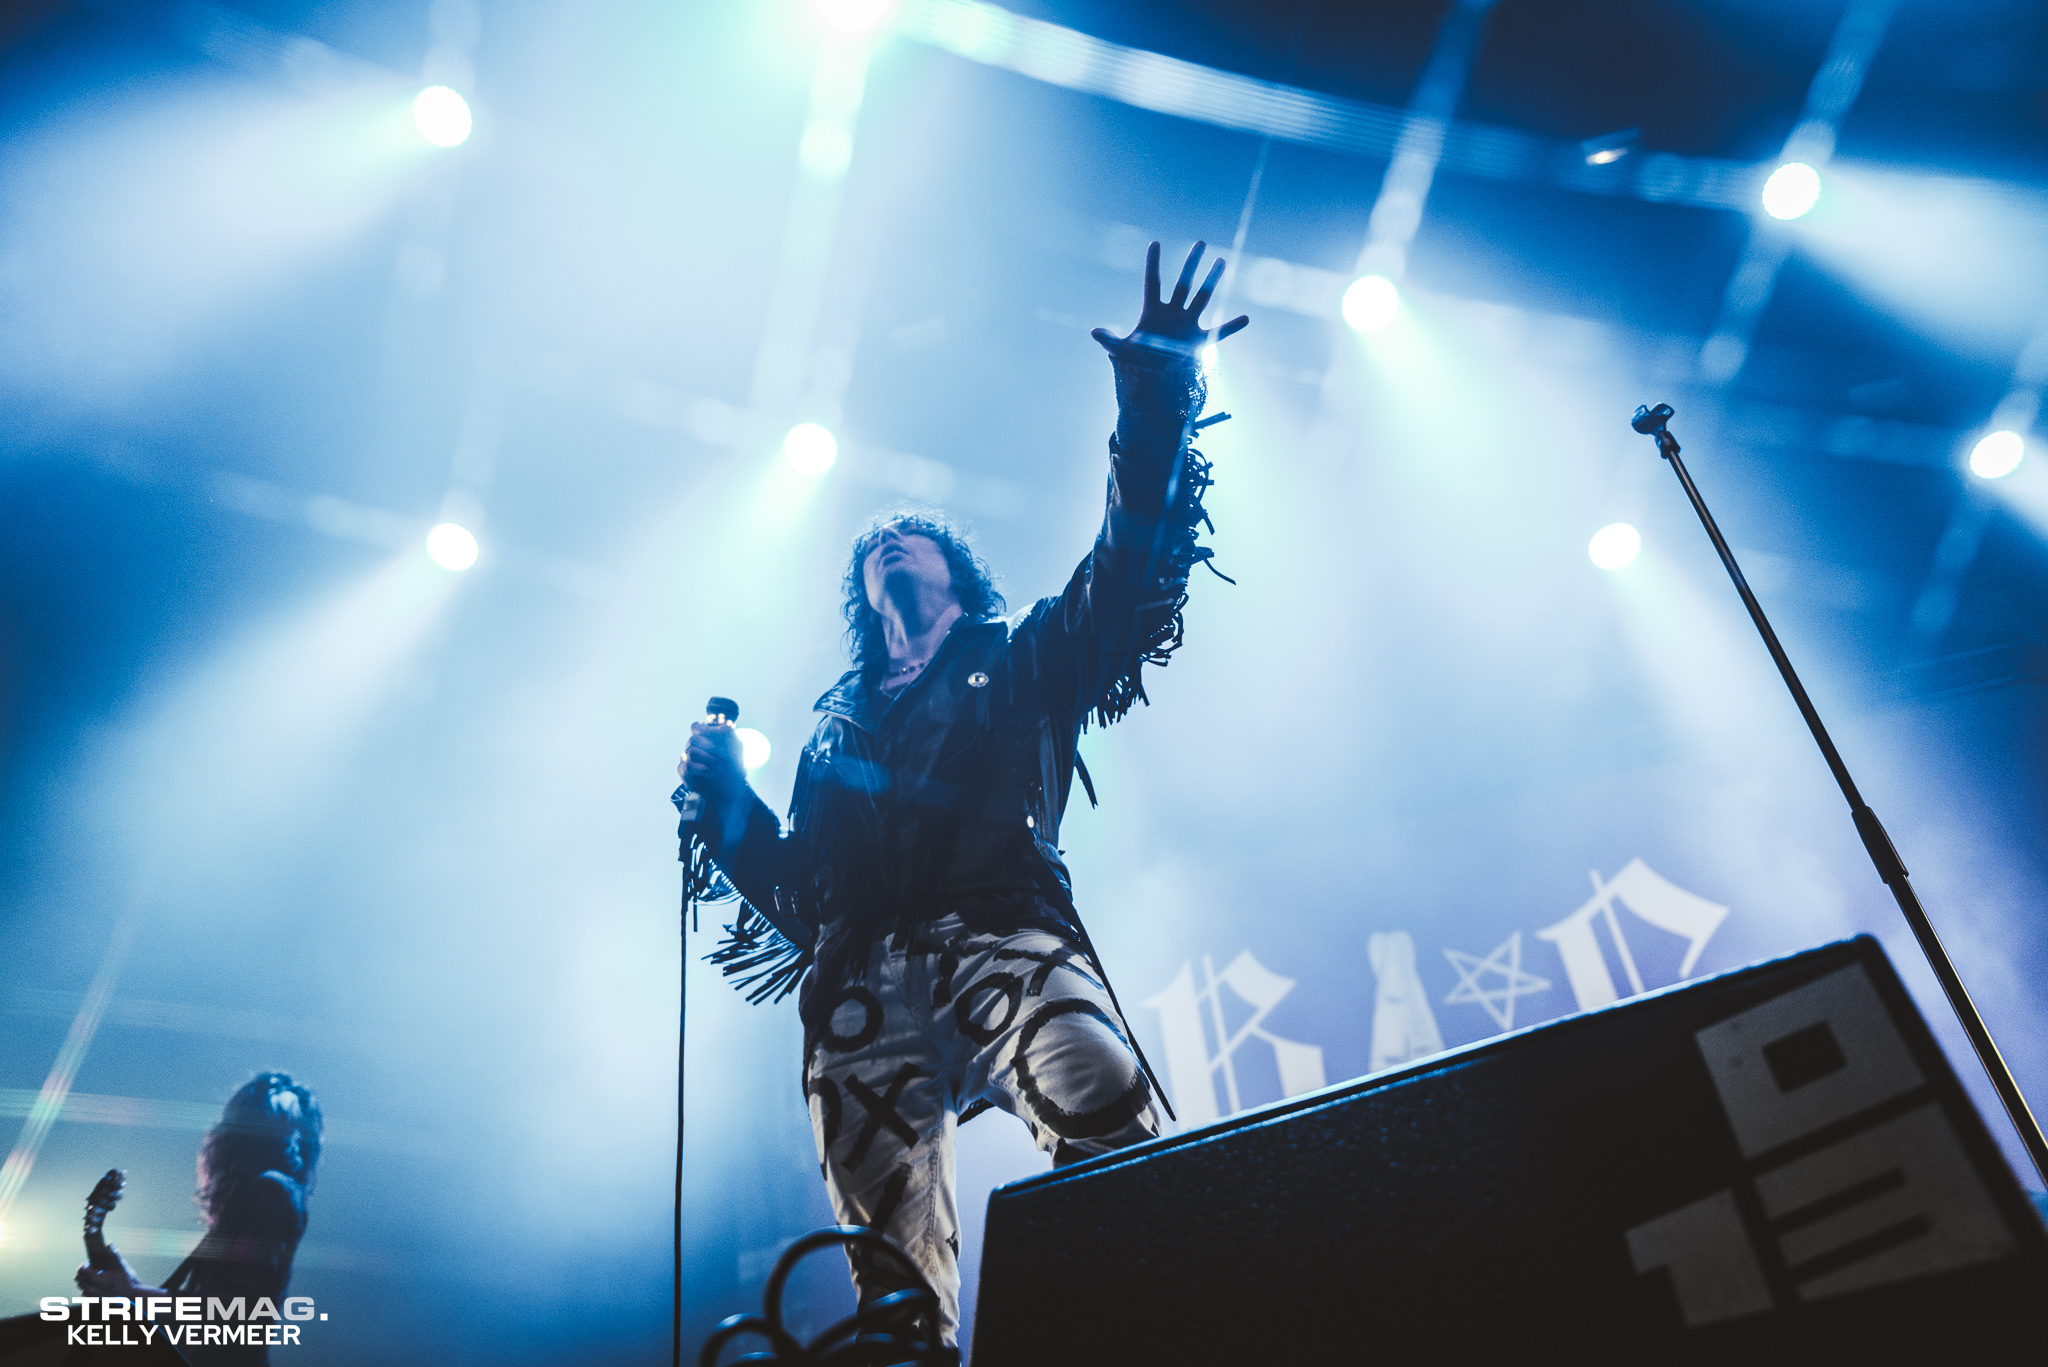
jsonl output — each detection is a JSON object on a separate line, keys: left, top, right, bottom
{"left": 677, "top": 242, "right": 1247, "bottom": 1346}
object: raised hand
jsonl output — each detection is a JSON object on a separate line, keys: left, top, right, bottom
{"left": 1093, "top": 241, "right": 1251, "bottom": 358}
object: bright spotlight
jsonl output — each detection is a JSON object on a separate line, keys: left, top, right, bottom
{"left": 808, "top": 0, "right": 896, "bottom": 34}
{"left": 412, "top": 86, "right": 473, "bottom": 147}
{"left": 1342, "top": 275, "right": 1399, "bottom": 332}
{"left": 735, "top": 727, "right": 772, "bottom": 771}
{"left": 1969, "top": 429, "right": 2025, "bottom": 480}
{"left": 1761, "top": 162, "right": 1820, "bottom": 220}
{"left": 1198, "top": 343, "right": 1219, "bottom": 376}
{"left": 798, "top": 121, "right": 854, "bottom": 179}
{"left": 783, "top": 422, "right": 839, "bottom": 474}
{"left": 1579, "top": 127, "right": 1637, "bottom": 166}
{"left": 1589, "top": 522, "right": 1642, "bottom": 570}
{"left": 426, "top": 522, "right": 479, "bottom": 571}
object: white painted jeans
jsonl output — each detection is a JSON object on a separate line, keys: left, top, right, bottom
{"left": 803, "top": 913, "right": 1160, "bottom": 1346}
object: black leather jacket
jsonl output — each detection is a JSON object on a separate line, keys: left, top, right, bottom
{"left": 688, "top": 339, "right": 1219, "bottom": 1021}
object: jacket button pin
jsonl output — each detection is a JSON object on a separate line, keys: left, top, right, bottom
{"left": 967, "top": 671, "right": 990, "bottom": 688}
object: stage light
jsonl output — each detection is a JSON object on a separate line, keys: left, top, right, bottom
{"left": 783, "top": 422, "right": 839, "bottom": 474}
{"left": 798, "top": 120, "right": 854, "bottom": 179}
{"left": 1198, "top": 343, "right": 1218, "bottom": 376}
{"left": 412, "top": 86, "right": 472, "bottom": 147}
{"left": 1579, "top": 128, "right": 1637, "bottom": 166}
{"left": 1342, "top": 274, "right": 1399, "bottom": 332}
{"left": 426, "top": 522, "right": 479, "bottom": 571}
{"left": 808, "top": 0, "right": 896, "bottom": 34}
{"left": 1589, "top": 522, "right": 1642, "bottom": 570}
{"left": 736, "top": 727, "right": 772, "bottom": 771}
{"left": 1969, "top": 429, "right": 2024, "bottom": 480}
{"left": 1761, "top": 162, "right": 1820, "bottom": 220}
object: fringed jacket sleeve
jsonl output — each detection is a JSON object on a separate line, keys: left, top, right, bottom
{"left": 673, "top": 763, "right": 815, "bottom": 1004}
{"left": 1053, "top": 336, "right": 1222, "bottom": 729}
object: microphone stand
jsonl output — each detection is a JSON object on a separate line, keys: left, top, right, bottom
{"left": 684, "top": 897, "right": 692, "bottom": 1367}
{"left": 1630, "top": 403, "right": 2048, "bottom": 1187}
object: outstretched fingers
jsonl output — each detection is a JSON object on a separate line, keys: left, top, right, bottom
{"left": 1170, "top": 241, "right": 1206, "bottom": 308}
{"left": 1113, "top": 241, "right": 1249, "bottom": 350}
{"left": 1188, "top": 257, "right": 1226, "bottom": 320}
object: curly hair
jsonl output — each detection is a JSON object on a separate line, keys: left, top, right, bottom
{"left": 843, "top": 509, "right": 1005, "bottom": 676}
{"left": 196, "top": 1071, "right": 322, "bottom": 1226}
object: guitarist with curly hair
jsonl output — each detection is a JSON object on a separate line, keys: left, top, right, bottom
{"left": 0, "top": 1073, "right": 321, "bottom": 1367}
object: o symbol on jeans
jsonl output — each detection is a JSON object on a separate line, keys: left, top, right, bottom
{"left": 1012, "top": 999, "right": 1150, "bottom": 1140}
{"left": 954, "top": 973, "right": 1023, "bottom": 1045}
{"left": 820, "top": 985, "right": 883, "bottom": 1052}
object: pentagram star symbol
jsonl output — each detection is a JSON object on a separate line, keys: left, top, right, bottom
{"left": 1443, "top": 931, "right": 1552, "bottom": 1031}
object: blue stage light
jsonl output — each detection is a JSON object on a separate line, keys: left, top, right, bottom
{"left": 1589, "top": 522, "right": 1641, "bottom": 570}
{"left": 426, "top": 522, "right": 479, "bottom": 570}
{"left": 1761, "top": 162, "right": 1820, "bottom": 220}
{"left": 1342, "top": 275, "right": 1398, "bottom": 332}
{"left": 412, "top": 86, "right": 472, "bottom": 147}
{"left": 1970, "top": 430, "right": 2025, "bottom": 479}
{"left": 736, "top": 727, "right": 772, "bottom": 771}
{"left": 1579, "top": 128, "right": 1637, "bottom": 165}
{"left": 783, "top": 422, "right": 839, "bottom": 474}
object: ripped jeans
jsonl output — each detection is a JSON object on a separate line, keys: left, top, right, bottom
{"left": 803, "top": 913, "right": 1161, "bottom": 1346}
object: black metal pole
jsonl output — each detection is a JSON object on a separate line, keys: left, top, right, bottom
{"left": 1629, "top": 402, "right": 2048, "bottom": 1187}
{"left": 684, "top": 897, "right": 692, "bottom": 1367}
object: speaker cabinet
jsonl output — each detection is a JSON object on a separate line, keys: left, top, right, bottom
{"left": 973, "top": 937, "right": 2045, "bottom": 1363}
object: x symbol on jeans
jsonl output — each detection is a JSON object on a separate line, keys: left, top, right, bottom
{"left": 843, "top": 1063, "right": 921, "bottom": 1167}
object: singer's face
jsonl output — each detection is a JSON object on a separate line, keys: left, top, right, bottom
{"left": 863, "top": 524, "right": 954, "bottom": 611}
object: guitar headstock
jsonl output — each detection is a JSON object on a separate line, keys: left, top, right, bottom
{"left": 83, "top": 1169, "right": 124, "bottom": 1241}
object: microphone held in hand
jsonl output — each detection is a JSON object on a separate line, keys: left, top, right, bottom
{"left": 678, "top": 696, "right": 740, "bottom": 825}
